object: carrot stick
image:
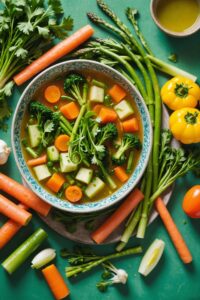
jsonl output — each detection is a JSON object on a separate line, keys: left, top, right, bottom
{"left": 0, "top": 194, "right": 32, "bottom": 226}
{"left": 60, "top": 102, "right": 80, "bottom": 120}
{"left": 46, "top": 173, "right": 65, "bottom": 193}
{"left": 122, "top": 118, "right": 139, "bottom": 133}
{"left": 0, "top": 173, "right": 51, "bottom": 216}
{"left": 0, "top": 204, "right": 28, "bottom": 249}
{"left": 54, "top": 134, "right": 70, "bottom": 152}
{"left": 114, "top": 166, "right": 129, "bottom": 183}
{"left": 65, "top": 185, "right": 82, "bottom": 202}
{"left": 13, "top": 25, "right": 94, "bottom": 86}
{"left": 99, "top": 107, "right": 118, "bottom": 124}
{"left": 27, "top": 154, "right": 47, "bottom": 167}
{"left": 155, "top": 197, "right": 192, "bottom": 264}
{"left": 91, "top": 188, "right": 144, "bottom": 244}
{"left": 42, "top": 264, "right": 70, "bottom": 300}
{"left": 44, "top": 85, "right": 61, "bottom": 103}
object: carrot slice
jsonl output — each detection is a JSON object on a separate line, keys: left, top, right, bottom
{"left": 27, "top": 154, "right": 47, "bottom": 167}
{"left": 93, "top": 104, "right": 104, "bottom": 115}
{"left": 13, "top": 25, "right": 94, "bottom": 86}
{"left": 42, "top": 264, "right": 70, "bottom": 300}
{"left": 0, "top": 173, "right": 51, "bottom": 216}
{"left": 46, "top": 173, "right": 65, "bottom": 193}
{"left": 0, "top": 204, "right": 28, "bottom": 249}
{"left": 0, "top": 194, "right": 32, "bottom": 226}
{"left": 114, "top": 166, "right": 129, "bottom": 183}
{"left": 99, "top": 107, "right": 118, "bottom": 124}
{"left": 108, "top": 84, "right": 126, "bottom": 103}
{"left": 122, "top": 118, "right": 139, "bottom": 133}
{"left": 91, "top": 188, "right": 144, "bottom": 244}
{"left": 60, "top": 102, "right": 80, "bottom": 120}
{"left": 44, "top": 85, "right": 61, "bottom": 103}
{"left": 65, "top": 185, "right": 82, "bottom": 202}
{"left": 155, "top": 197, "right": 192, "bottom": 264}
{"left": 54, "top": 134, "right": 70, "bottom": 152}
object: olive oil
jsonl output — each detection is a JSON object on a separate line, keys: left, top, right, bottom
{"left": 157, "top": 0, "right": 200, "bottom": 32}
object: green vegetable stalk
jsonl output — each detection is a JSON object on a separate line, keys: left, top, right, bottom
{"left": 2, "top": 228, "right": 48, "bottom": 274}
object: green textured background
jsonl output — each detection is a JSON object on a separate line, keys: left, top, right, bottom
{"left": 0, "top": 1, "right": 200, "bottom": 299}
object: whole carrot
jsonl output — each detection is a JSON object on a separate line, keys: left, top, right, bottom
{"left": 0, "top": 204, "right": 28, "bottom": 249}
{"left": 155, "top": 197, "right": 192, "bottom": 264}
{"left": 0, "top": 194, "right": 32, "bottom": 226}
{"left": 13, "top": 25, "right": 94, "bottom": 86}
{"left": 91, "top": 188, "right": 144, "bottom": 244}
{"left": 0, "top": 173, "right": 51, "bottom": 216}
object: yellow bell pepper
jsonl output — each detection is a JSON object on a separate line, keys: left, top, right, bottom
{"left": 169, "top": 108, "right": 200, "bottom": 144}
{"left": 161, "top": 76, "right": 200, "bottom": 111}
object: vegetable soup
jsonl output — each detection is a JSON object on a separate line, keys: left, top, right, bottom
{"left": 21, "top": 71, "right": 142, "bottom": 204}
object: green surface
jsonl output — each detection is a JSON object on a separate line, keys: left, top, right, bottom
{"left": 0, "top": 0, "right": 200, "bottom": 299}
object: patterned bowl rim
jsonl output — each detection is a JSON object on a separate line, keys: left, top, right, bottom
{"left": 12, "top": 59, "right": 152, "bottom": 213}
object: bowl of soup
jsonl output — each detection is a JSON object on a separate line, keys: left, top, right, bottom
{"left": 12, "top": 60, "right": 152, "bottom": 213}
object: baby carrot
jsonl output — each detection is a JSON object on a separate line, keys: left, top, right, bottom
{"left": 44, "top": 85, "right": 61, "bottom": 103}
{"left": 65, "top": 185, "right": 82, "bottom": 202}
{"left": 54, "top": 134, "right": 70, "bottom": 152}
{"left": 0, "top": 194, "right": 32, "bottom": 226}
{"left": 42, "top": 264, "right": 70, "bottom": 300}
{"left": 27, "top": 154, "right": 47, "bottom": 167}
{"left": 91, "top": 188, "right": 144, "bottom": 244}
{"left": 108, "top": 84, "right": 126, "bottom": 103}
{"left": 60, "top": 102, "right": 80, "bottom": 120}
{"left": 13, "top": 25, "right": 94, "bottom": 86}
{"left": 46, "top": 173, "right": 65, "bottom": 193}
{"left": 0, "top": 204, "right": 28, "bottom": 249}
{"left": 0, "top": 173, "right": 51, "bottom": 216}
{"left": 114, "top": 166, "right": 129, "bottom": 183}
{"left": 155, "top": 197, "right": 192, "bottom": 264}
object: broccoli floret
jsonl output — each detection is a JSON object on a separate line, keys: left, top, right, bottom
{"left": 112, "top": 133, "right": 142, "bottom": 165}
{"left": 29, "top": 101, "right": 53, "bottom": 125}
{"left": 64, "top": 73, "right": 86, "bottom": 105}
{"left": 97, "top": 123, "right": 118, "bottom": 145}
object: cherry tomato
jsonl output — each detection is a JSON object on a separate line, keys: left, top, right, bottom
{"left": 182, "top": 185, "right": 200, "bottom": 218}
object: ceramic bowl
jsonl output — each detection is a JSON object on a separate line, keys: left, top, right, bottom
{"left": 12, "top": 60, "right": 152, "bottom": 213}
{"left": 150, "top": 0, "right": 200, "bottom": 37}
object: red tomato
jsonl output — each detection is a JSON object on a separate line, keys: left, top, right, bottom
{"left": 182, "top": 185, "right": 200, "bottom": 218}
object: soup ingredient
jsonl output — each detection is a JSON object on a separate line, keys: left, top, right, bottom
{"left": 65, "top": 185, "right": 83, "bottom": 202}
{"left": 61, "top": 246, "right": 142, "bottom": 278}
{"left": 126, "top": 151, "right": 134, "bottom": 174}
{"left": 28, "top": 124, "right": 42, "bottom": 148}
{"left": 27, "top": 154, "right": 47, "bottom": 167}
{"left": 0, "top": 204, "right": 28, "bottom": 249}
{"left": 60, "top": 102, "right": 80, "bottom": 120}
{"left": 91, "top": 188, "right": 144, "bottom": 244}
{"left": 169, "top": 108, "right": 200, "bottom": 144}
{"left": 138, "top": 239, "right": 165, "bottom": 276}
{"left": 55, "top": 134, "right": 70, "bottom": 152}
{"left": 155, "top": 197, "right": 192, "bottom": 264}
{"left": 64, "top": 74, "right": 87, "bottom": 106}
{"left": 97, "top": 262, "right": 128, "bottom": 292}
{"left": 0, "top": 140, "right": 11, "bottom": 165}
{"left": 0, "top": 0, "right": 73, "bottom": 124}
{"left": 0, "top": 173, "right": 51, "bottom": 216}
{"left": 85, "top": 177, "right": 105, "bottom": 199}
{"left": 46, "top": 173, "right": 65, "bottom": 193}
{"left": 47, "top": 146, "right": 60, "bottom": 162}
{"left": 161, "top": 76, "right": 200, "bottom": 111}
{"left": 0, "top": 194, "right": 32, "bottom": 226}
{"left": 108, "top": 84, "right": 127, "bottom": 103}
{"left": 182, "top": 185, "right": 200, "bottom": 218}
{"left": 89, "top": 85, "right": 105, "bottom": 103}
{"left": 114, "top": 100, "right": 134, "bottom": 120}
{"left": 60, "top": 153, "right": 78, "bottom": 173}
{"left": 14, "top": 24, "right": 94, "bottom": 86}
{"left": 156, "top": 0, "right": 200, "bottom": 33}
{"left": 98, "top": 107, "right": 118, "bottom": 123}
{"left": 33, "top": 164, "right": 51, "bottom": 181}
{"left": 122, "top": 118, "right": 139, "bottom": 133}
{"left": 31, "top": 248, "right": 56, "bottom": 269}
{"left": 93, "top": 104, "right": 104, "bottom": 115}
{"left": 114, "top": 166, "right": 128, "bottom": 183}
{"left": 75, "top": 168, "right": 93, "bottom": 184}
{"left": 44, "top": 86, "right": 61, "bottom": 104}
{"left": 2, "top": 228, "right": 48, "bottom": 274}
{"left": 112, "top": 134, "right": 141, "bottom": 165}
{"left": 42, "top": 264, "right": 70, "bottom": 300}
